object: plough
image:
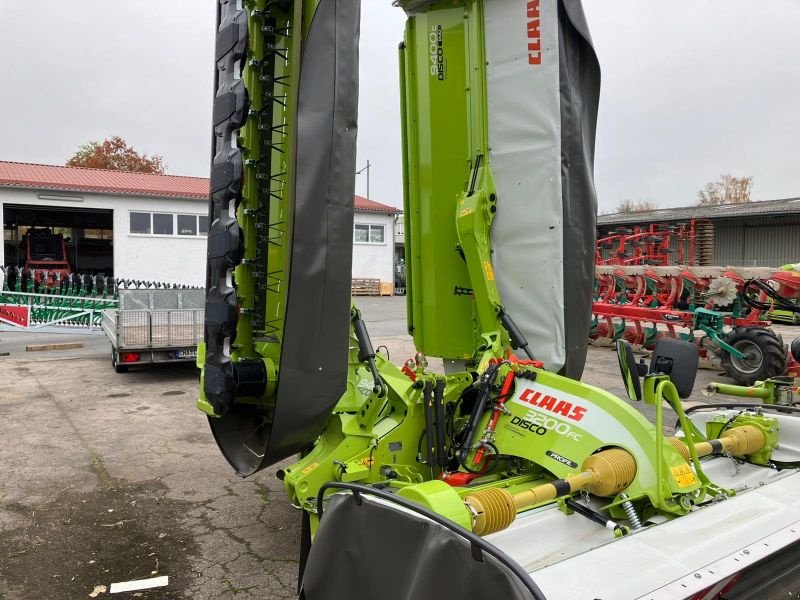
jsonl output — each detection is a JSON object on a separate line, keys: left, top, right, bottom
{"left": 592, "top": 264, "right": 796, "bottom": 384}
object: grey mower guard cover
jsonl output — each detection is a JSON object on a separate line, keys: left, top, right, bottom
{"left": 488, "top": 0, "right": 600, "bottom": 379}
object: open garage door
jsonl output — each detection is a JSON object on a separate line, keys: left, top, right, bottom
{"left": 2, "top": 204, "right": 113, "bottom": 276}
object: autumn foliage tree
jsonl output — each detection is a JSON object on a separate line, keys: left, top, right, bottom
{"left": 615, "top": 198, "right": 658, "bottom": 213}
{"left": 697, "top": 174, "right": 753, "bottom": 206}
{"left": 66, "top": 136, "right": 166, "bottom": 174}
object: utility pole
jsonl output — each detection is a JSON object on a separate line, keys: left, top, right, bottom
{"left": 356, "top": 160, "right": 372, "bottom": 199}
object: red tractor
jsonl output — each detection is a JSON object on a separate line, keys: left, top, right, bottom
{"left": 20, "top": 228, "right": 72, "bottom": 283}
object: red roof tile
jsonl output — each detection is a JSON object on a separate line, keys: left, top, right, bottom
{"left": 0, "top": 161, "right": 209, "bottom": 200}
{"left": 354, "top": 195, "right": 400, "bottom": 214}
{"left": 0, "top": 161, "right": 401, "bottom": 212}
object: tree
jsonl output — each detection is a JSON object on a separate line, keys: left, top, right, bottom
{"left": 697, "top": 174, "right": 753, "bottom": 206}
{"left": 66, "top": 136, "right": 166, "bottom": 174}
{"left": 615, "top": 198, "right": 658, "bottom": 213}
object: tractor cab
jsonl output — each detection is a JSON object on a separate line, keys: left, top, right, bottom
{"left": 20, "top": 228, "right": 72, "bottom": 282}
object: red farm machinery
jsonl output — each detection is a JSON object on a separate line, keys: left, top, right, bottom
{"left": 592, "top": 222, "right": 800, "bottom": 385}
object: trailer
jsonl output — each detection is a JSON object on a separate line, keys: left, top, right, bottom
{"left": 101, "top": 288, "right": 204, "bottom": 372}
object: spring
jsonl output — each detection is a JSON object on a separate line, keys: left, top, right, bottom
{"left": 620, "top": 494, "right": 643, "bottom": 530}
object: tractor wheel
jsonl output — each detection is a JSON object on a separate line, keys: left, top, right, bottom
{"left": 791, "top": 337, "right": 800, "bottom": 363}
{"left": 112, "top": 350, "right": 128, "bottom": 374}
{"left": 721, "top": 327, "right": 787, "bottom": 385}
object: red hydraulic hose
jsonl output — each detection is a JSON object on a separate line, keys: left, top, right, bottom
{"left": 473, "top": 370, "right": 515, "bottom": 464}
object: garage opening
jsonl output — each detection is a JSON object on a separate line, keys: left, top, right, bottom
{"left": 3, "top": 204, "right": 114, "bottom": 276}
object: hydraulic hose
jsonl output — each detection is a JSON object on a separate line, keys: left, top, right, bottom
{"left": 743, "top": 278, "right": 800, "bottom": 314}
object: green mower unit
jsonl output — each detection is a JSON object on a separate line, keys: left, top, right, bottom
{"left": 198, "top": 1, "right": 800, "bottom": 598}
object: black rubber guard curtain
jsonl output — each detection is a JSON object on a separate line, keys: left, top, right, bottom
{"left": 265, "top": 0, "right": 361, "bottom": 464}
{"left": 558, "top": 0, "right": 601, "bottom": 379}
{"left": 300, "top": 494, "right": 539, "bottom": 600}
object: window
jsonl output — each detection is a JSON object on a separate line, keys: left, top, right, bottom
{"left": 369, "top": 226, "right": 385, "bottom": 243}
{"left": 354, "top": 224, "right": 369, "bottom": 243}
{"left": 83, "top": 228, "right": 113, "bottom": 240}
{"left": 130, "top": 212, "right": 151, "bottom": 234}
{"left": 177, "top": 214, "right": 197, "bottom": 236}
{"left": 354, "top": 223, "right": 385, "bottom": 244}
{"left": 153, "top": 213, "right": 173, "bottom": 235}
{"left": 129, "top": 211, "right": 207, "bottom": 237}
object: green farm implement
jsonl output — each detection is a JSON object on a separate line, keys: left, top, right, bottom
{"left": 0, "top": 266, "right": 197, "bottom": 329}
{"left": 197, "top": 1, "right": 800, "bottom": 598}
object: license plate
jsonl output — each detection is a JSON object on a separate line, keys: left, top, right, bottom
{"left": 175, "top": 349, "right": 197, "bottom": 359}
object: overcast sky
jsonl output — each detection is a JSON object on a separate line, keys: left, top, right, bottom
{"left": 1, "top": 1, "right": 798, "bottom": 213}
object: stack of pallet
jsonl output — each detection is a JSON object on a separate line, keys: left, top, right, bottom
{"left": 351, "top": 278, "right": 381, "bottom": 296}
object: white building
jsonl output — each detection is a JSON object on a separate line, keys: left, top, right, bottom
{"left": 351, "top": 195, "right": 400, "bottom": 286}
{"left": 0, "top": 161, "right": 399, "bottom": 289}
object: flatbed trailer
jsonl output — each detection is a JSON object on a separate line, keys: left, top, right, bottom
{"left": 101, "top": 288, "right": 204, "bottom": 372}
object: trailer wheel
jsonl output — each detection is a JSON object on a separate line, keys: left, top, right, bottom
{"left": 721, "top": 327, "right": 787, "bottom": 385}
{"left": 112, "top": 350, "right": 128, "bottom": 374}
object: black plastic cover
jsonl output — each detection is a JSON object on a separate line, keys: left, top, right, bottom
{"left": 616, "top": 339, "right": 643, "bottom": 402}
{"left": 259, "top": 0, "right": 361, "bottom": 466}
{"left": 213, "top": 79, "right": 249, "bottom": 131}
{"left": 301, "top": 491, "right": 541, "bottom": 600}
{"left": 557, "top": 0, "right": 601, "bottom": 379}
{"left": 649, "top": 338, "right": 699, "bottom": 399}
{"left": 215, "top": 9, "right": 248, "bottom": 64}
{"left": 203, "top": 0, "right": 247, "bottom": 414}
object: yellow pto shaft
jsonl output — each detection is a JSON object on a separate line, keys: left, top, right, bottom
{"left": 668, "top": 425, "right": 766, "bottom": 462}
{"left": 466, "top": 448, "right": 637, "bottom": 535}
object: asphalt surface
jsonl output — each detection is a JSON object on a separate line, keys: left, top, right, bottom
{"left": 0, "top": 297, "right": 796, "bottom": 598}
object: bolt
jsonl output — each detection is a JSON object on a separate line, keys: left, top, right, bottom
{"left": 694, "top": 573, "right": 702, "bottom": 579}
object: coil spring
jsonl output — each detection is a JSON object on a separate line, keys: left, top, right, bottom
{"left": 620, "top": 494, "right": 642, "bottom": 530}
{"left": 694, "top": 222, "right": 714, "bottom": 266}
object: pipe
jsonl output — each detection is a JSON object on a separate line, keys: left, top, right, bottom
{"left": 704, "top": 382, "right": 772, "bottom": 400}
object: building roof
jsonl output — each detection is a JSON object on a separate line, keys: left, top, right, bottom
{"left": 354, "top": 195, "right": 400, "bottom": 214}
{"left": 0, "top": 161, "right": 402, "bottom": 213}
{"left": 0, "top": 160, "right": 209, "bottom": 200}
{"left": 598, "top": 196, "right": 800, "bottom": 227}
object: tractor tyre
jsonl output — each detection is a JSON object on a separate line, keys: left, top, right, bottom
{"left": 791, "top": 337, "right": 800, "bottom": 363}
{"left": 721, "top": 327, "right": 787, "bottom": 386}
{"left": 112, "top": 349, "right": 128, "bottom": 374}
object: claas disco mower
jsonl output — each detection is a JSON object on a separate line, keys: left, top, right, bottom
{"left": 197, "top": 1, "right": 800, "bottom": 598}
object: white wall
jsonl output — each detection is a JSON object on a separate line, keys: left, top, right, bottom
{"left": 0, "top": 188, "right": 208, "bottom": 286}
{"left": 351, "top": 212, "right": 395, "bottom": 283}
{"left": 2, "top": 189, "right": 398, "bottom": 288}
{"left": 114, "top": 196, "right": 207, "bottom": 286}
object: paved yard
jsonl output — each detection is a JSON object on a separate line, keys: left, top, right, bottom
{"left": 0, "top": 297, "right": 796, "bottom": 598}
